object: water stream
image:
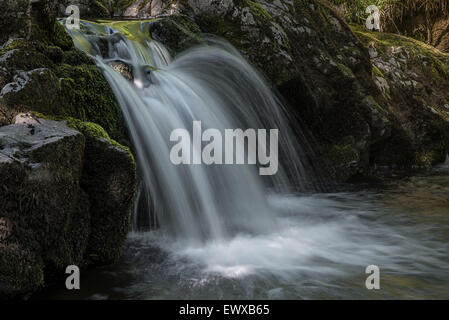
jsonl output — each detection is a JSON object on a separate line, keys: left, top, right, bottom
{"left": 41, "top": 20, "right": 449, "bottom": 299}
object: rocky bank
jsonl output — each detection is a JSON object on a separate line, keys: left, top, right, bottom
{"left": 102, "top": 0, "right": 449, "bottom": 181}
{"left": 0, "top": 0, "right": 136, "bottom": 298}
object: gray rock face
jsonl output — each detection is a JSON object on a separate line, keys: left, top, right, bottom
{"left": 0, "top": 114, "right": 136, "bottom": 298}
{"left": 141, "top": 0, "right": 378, "bottom": 180}
{"left": 141, "top": 0, "right": 448, "bottom": 179}
{"left": 0, "top": 113, "right": 89, "bottom": 298}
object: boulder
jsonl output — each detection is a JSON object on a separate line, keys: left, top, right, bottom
{"left": 352, "top": 26, "right": 449, "bottom": 167}
{"left": 135, "top": 1, "right": 382, "bottom": 180}
{"left": 137, "top": 0, "right": 449, "bottom": 180}
{"left": 67, "top": 118, "right": 136, "bottom": 264}
{"left": 0, "top": 114, "right": 136, "bottom": 298}
{"left": 0, "top": 113, "right": 89, "bottom": 298}
{"left": 0, "top": 26, "right": 127, "bottom": 142}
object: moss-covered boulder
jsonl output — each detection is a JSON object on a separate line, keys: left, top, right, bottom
{"left": 0, "top": 113, "right": 135, "bottom": 298}
{"left": 0, "top": 45, "right": 126, "bottom": 141}
{"left": 137, "top": 0, "right": 449, "bottom": 180}
{"left": 0, "top": 114, "right": 89, "bottom": 298}
{"left": 150, "top": 14, "right": 203, "bottom": 56}
{"left": 0, "top": 4, "right": 127, "bottom": 141}
{"left": 144, "top": 0, "right": 383, "bottom": 181}
{"left": 352, "top": 26, "right": 449, "bottom": 168}
{"left": 68, "top": 119, "right": 136, "bottom": 264}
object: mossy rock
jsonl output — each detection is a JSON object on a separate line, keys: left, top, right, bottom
{"left": 77, "top": 126, "right": 136, "bottom": 265}
{"left": 0, "top": 242, "right": 45, "bottom": 299}
{"left": 150, "top": 14, "right": 203, "bottom": 56}
{"left": 53, "top": 63, "right": 126, "bottom": 141}
{"left": 27, "top": 113, "right": 136, "bottom": 265}
{"left": 351, "top": 25, "right": 449, "bottom": 169}
{"left": 66, "top": 118, "right": 136, "bottom": 264}
{"left": 62, "top": 49, "right": 95, "bottom": 66}
{"left": 0, "top": 115, "right": 90, "bottom": 298}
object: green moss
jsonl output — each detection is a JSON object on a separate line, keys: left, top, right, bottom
{"left": 50, "top": 22, "right": 74, "bottom": 51}
{"left": 245, "top": 0, "right": 273, "bottom": 20}
{"left": 364, "top": 95, "right": 387, "bottom": 113}
{"left": 62, "top": 49, "right": 94, "bottom": 65}
{"left": 90, "top": 0, "right": 112, "bottom": 18}
{"left": 351, "top": 24, "right": 449, "bottom": 59}
{"left": 114, "top": 0, "right": 136, "bottom": 12}
{"left": 1, "top": 22, "right": 126, "bottom": 141}
{"left": 0, "top": 39, "right": 28, "bottom": 56}
{"left": 415, "top": 150, "right": 437, "bottom": 166}
{"left": 67, "top": 118, "right": 111, "bottom": 140}
{"left": 148, "top": 15, "right": 203, "bottom": 55}
{"left": 67, "top": 118, "right": 134, "bottom": 165}
{"left": 30, "top": 112, "right": 134, "bottom": 167}
{"left": 336, "top": 62, "right": 355, "bottom": 78}
{"left": 372, "top": 64, "right": 385, "bottom": 78}
{"left": 195, "top": 13, "right": 247, "bottom": 48}
{"left": 53, "top": 63, "right": 126, "bottom": 141}
{"left": 44, "top": 45, "right": 64, "bottom": 63}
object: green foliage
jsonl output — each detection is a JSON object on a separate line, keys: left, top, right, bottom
{"left": 330, "top": 0, "right": 449, "bottom": 25}
{"left": 245, "top": 0, "right": 273, "bottom": 20}
{"left": 330, "top": 0, "right": 389, "bottom": 24}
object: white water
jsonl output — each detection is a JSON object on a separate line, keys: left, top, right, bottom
{"left": 59, "top": 20, "right": 449, "bottom": 299}
{"left": 66, "top": 20, "right": 321, "bottom": 242}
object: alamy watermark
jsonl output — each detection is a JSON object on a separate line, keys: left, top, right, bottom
{"left": 65, "top": 265, "right": 80, "bottom": 290}
{"left": 365, "top": 265, "right": 380, "bottom": 290}
{"left": 365, "top": 5, "right": 380, "bottom": 31}
{"left": 169, "top": 121, "right": 279, "bottom": 176}
{"left": 65, "top": 5, "right": 80, "bottom": 30}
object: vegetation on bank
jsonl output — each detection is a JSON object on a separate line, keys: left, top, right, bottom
{"left": 329, "top": 0, "right": 449, "bottom": 47}
{"left": 0, "top": 2, "right": 137, "bottom": 298}
{"left": 330, "top": 0, "right": 449, "bottom": 24}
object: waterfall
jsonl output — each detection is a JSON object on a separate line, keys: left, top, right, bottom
{"left": 64, "top": 20, "right": 322, "bottom": 242}
{"left": 46, "top": 20, "right": 449, "bottom": 300}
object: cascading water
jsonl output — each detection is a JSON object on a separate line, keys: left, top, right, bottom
{"left": 66, "top": 20, "right": 322, "bottom": 241}
{"left": 52, "top": 19, "right": 449, "bottom": 299}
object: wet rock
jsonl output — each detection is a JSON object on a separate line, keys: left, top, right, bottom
{"left": 67, "top": 118, "right": 136, "bottom": 264}
{"left": 0, "top": 42, "right": 126, "bottom": 141}
{"left": 0, "top": 114, "right": 136, "bottom": 298}
{"left": 0, "top": 113, "right": 89, "bottom": 298}
{"left": 109, "top": 61, "right": 134, "bottom": 81}
{"left": 143, "top": 0, "right": 448, "bottom": 179}
{"left": 149, "top": 14, "right": 203, "bottom": 56}
{"left": 353, "top": 26, "right": 449, "bottom": 168}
